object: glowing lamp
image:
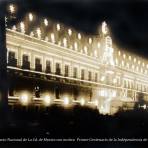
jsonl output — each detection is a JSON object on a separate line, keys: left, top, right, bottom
{"left": 20, "top": 22, "right": 25, "bottom": 33}
{"left": 45, "top": 36, "right": 49, "bottom": 42}
{"left": 12, "top": 25, "right": 16, "bottom": 31}
{"left": 100, "top": 105, "right": 104, "bottom": 114}
{"left": 123, "top": 54, "right": 126, "bottom": 59}
{"left": 57, "top": 24, "right": 60, "bottom": 31}
{"left": 94, "top": 100, "right": 98, "bottom": 106}
{"left": 143, "top": 62, "right": 145, "bottom": 67}
{"left": 102, "top": 21, "right": 108, "bottom": 35}
{"left": 74, "top": 42, "right": 78, "bottom": 50}
{"left": 140, "top": 104, "right": 147, "bottom": 110}
{"left": 37, "top": 28, "right": 41, "bottom": 39}
{"left": 89, "top": 38, "right": 92, "bottom": 44}
{"left": 118, "top": 51, "right": 121, "bottom": 56}
{"left": 30, "top": 31, "right": 34, "bottom": 37}
{"left": 78, "top": 33, "right": 81, "bottom": 40}
{"left": 20, "top": 93, "right": 29, "bottom": 106}
{"left": 63, "top": 38, "right": 67, "bottom": 47}
{"left": 44, "top": 18, "right": 48, "bottom": 26}
{"left": 141, "top": 68, "right": 143, "bottom": 73}
{"left": 51, "top": 33, "right": 55, "bottom": 43}
{"left": 97, "top": 42, "right": 100, "bottom": 48}
{"left": 84, "top": 46, "right": 87, "bottom": 54}
{"left": 115, "top": 59, "right": 118, "bottom": 65}
{"left": 80, "top": 98, "right": 85, "bottom": 106}
{"left": 29, "top": 13, "right": 33, "bottom": 21}
{"left": 101, "top": 76, "right": 105, "bottom": 81}
{"left": 143, "top": 104, "right": 147, "bottom": 110}
{"left": 113, "top": 78, "right": 117, "bottom": 84}
{"left": 43, "top": 95, "right": 51, "bottom": 106}
{"left": 64, "top": 97, "right": 69, "bottom": 105}
{"left": 9, "top": 4, "right": 15, "bottom": 13}
{"left": 94, "top": 50, "right": 97, "bottom": 57}
{"left": 68, "top": 29, "right": 72, "bottom": 36}
{"left": 122, "top": 61, "right": 124, "bottom": 66}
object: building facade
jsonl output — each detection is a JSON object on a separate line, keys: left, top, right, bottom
{"left": 6, "top": 8, "right": 148, "bottom": 114}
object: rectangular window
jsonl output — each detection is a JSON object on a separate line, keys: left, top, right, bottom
{"left": 88, "top": 71, "right": 92, "bottom": 81}
{"left": 73, "top": 67, "right": 77, "bottom": 78}
{"left": 55, "top": 63, "right": 61, "bottom": 75}
{"left": 65, "top": 65, "right": 69, "bottom": 77}
{"left": 35, "top": 58, "right": 42, "bottom": 71}
{"left": 95, "top": 73, "right": 98, "bottom": 82}
{"left": 22, "top": 54, "right": 30, "bottom": 69}
{"left": 23, "top": 54, "right": 28, "bottom": 62}
{"left": 46, "top": 60, "right": 51, "bottom": 73}
{"left": 81, "top": 69, "right": 85, "bottom": 80}
{"left": 8, "top": 51, "right": 17, "bottom": 67}
{"left": 9, "top": 51, "right": 15, "bottom": 59}
{"left": 35, "top": 58, "right": 40, "bottom": 65}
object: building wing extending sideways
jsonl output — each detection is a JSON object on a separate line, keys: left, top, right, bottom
{"left": 6, "top": 5, "right": 148, "bottom": 114}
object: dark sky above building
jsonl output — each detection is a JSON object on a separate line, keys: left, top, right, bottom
{"left": 2, "top": 0, "right": 148, "bottom": 58}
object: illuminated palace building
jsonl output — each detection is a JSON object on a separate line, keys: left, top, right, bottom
{"left": 6, "top": 4, "right": 148, "bottom": 114}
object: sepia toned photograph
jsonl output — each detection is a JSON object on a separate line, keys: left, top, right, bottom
{"left": 0, "top": 0, "right": 148, "bottom": 147}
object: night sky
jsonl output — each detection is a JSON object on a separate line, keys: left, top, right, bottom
{"left": 3, "top": 0, "right": 148, "bottom": 58}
